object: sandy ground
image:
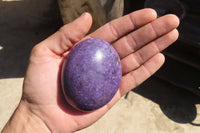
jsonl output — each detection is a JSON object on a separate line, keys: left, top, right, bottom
{"left": 0, "top": 0, "right": 200, "bottom": 132}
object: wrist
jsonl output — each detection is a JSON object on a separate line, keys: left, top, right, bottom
{"left": 2, "top": 101, "right": 51, "bottom": 133}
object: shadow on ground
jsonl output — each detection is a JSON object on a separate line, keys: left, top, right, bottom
{"left": 0, "top": 0, "right": 63, "bottom": 79}
{"left": 132, "top": 75, "right": 200, "bottom": 125}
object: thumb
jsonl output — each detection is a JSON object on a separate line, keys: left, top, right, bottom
{"left": 40, "top": 12, "right": 92, "bottom": 55}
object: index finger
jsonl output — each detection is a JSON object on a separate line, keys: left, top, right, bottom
{"left": 88, "top": 8, "right": 157, "bottom": 43}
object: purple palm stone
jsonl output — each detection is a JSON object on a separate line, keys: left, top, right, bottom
{"left": 61, "top": 38, "right": 122, "bottom": 111}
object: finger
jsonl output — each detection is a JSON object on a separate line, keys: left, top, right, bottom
{"left": 119, "top": 53, "right": 165, "bottom": 96}
{"left": 39, "top": 12, "right": 92, "bottom": 56}
{"left": 121, "top": 29, "right": 179, "bottom": 75}
{"left": 88, "top": 8, "right": 157, "bottom": 43}
{"left": 113, "top": 14, "right": 180, "bottom": 59}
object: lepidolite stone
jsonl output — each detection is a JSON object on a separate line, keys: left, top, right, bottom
{"left": 61, "top": 38, "right": 122, "bottom": 111}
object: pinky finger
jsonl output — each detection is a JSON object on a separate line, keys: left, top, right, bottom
{"left": 119, "top": 53, "right": 165, "bottom": 96}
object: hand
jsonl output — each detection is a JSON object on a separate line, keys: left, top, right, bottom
{"left": 2, "top": 9, "right": 179, "bottom": 133}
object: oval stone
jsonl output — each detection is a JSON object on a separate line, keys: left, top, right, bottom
{"left": 61, "top": 38, "right": 122, "bottom": 111}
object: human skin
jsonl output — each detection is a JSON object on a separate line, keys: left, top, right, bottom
{"left": 2, "top": 9, "right": 179, "bottom": 133}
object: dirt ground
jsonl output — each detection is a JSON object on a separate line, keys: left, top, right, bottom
{"left": 0, "top": 0, "right": 200, "bottom": 132}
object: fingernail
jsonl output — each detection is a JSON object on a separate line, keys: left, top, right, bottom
{"left": 80, "top": 12, "right": 90, "bottom": 18}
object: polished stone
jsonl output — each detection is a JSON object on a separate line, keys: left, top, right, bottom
{"left": 61, "top": 38, "right": 122, "bottom": 111}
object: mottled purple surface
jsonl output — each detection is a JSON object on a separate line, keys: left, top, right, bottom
{"left": 61, "top": 38, "right": 122, "bottom": 111}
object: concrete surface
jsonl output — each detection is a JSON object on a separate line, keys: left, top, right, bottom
{"left": 0, "top": 0, "right": 200, "bottom": 132}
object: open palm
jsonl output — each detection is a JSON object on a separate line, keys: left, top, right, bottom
{"left": 22, "top": 9, "right": 179, "bottom": 133}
